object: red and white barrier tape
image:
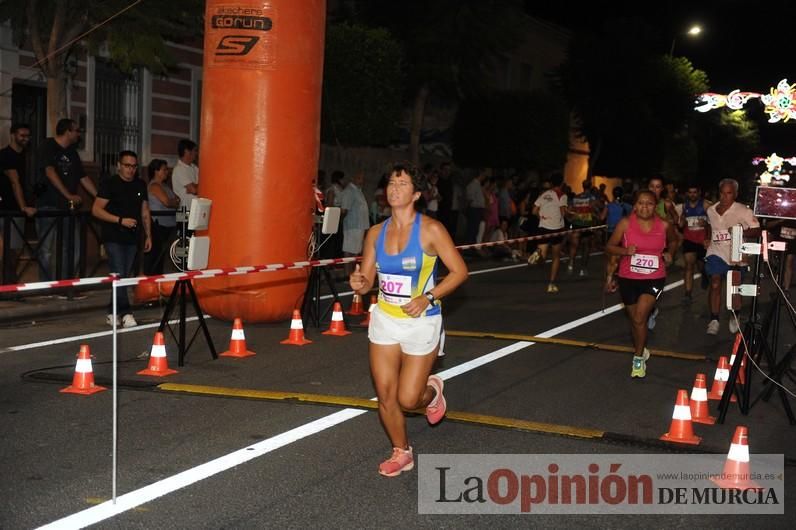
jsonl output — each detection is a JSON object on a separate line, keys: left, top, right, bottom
{"left": 0, "top": 257, "right": 360, "bottom": 293}
{"left": 0, "top": 225, "right": 605, "bottom": 293}
{"left": 457, "top": 225, "right": 605, "bottom": 250}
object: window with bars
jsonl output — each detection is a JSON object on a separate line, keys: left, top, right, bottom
{"left": 93, "top": 59, "right": 143, "bottom": 178}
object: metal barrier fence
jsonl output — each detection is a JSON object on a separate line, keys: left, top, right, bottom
{"left": 0, "top": 209, "right": 177, "bottom": 291}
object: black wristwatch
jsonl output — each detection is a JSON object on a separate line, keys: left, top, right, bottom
{"left": 424, "top": 292, "right": 436, "bottom": 305}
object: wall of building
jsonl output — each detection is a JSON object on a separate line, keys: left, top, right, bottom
{"left": 0, "top": 27, "right": 202, "bottom": 179}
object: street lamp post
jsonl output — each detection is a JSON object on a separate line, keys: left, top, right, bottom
{"left": 670, "top": 24, "right": 702, "bottom": 56}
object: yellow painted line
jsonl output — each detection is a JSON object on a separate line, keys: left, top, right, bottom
{"left": 445, "top": 330, "right": 706, "bottom": 361}
{"left": 158, "top": 383, "right": 379, "bottom": 410}
{"left": 158, "top": 383, "right": 604, "bottom": 440}
{"left": 445, "top": 411, "right": 604, "bottom": 439}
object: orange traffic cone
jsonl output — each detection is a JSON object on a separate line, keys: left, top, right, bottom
{"left": 711, "top": 426, "right": 760, "bottom": 490}
{"left": 708, "top": 356, "right": 737, "bottom": 402}
{"left": 221, "top": 318, "right": 256, "bottom": 357}
{"left": 137, "top": 332, "right": 178, "bottom": 376}
{"left": 323, "top": 302, "right": 351, "bottom": 336}
{"left": 729, "top": 333, "right": 746, "bottom": 385}
{"left": 360, "top": 294, "right": 377, "bottom": 327}
{"left": 660, "top": 389, "right": 701, "bottom": 445}
{"left": 61, "top": 344, "right": 107, "bottom": 395}
{"left": 347, "top": 293, "right": 364, "bottom": 316}
{"left": 281, "top": 310, "right": 313, "bottom": 346}
{"left": 689, "top": 373, "right": 716, "bottom": 425}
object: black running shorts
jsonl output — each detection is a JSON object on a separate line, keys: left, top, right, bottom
{"left": 617, "top": 276, "right": 666, "bottom": 306}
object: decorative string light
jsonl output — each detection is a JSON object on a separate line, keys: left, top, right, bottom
{"left": 695, "top": 79, "right": 796, "bottom": 123}
{"left": 760, "top": 79, "right": 796, "bottom": 123}
{"left": 752, "top": 152, "right": 795, "bottom": 184}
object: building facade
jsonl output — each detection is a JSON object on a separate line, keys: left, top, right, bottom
{"left": 0, "top": 25, "right": 203, "bottom": 185}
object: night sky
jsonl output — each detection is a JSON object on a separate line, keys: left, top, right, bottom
{"left": 525, "top": 0, "right": 796, "bottom": 154}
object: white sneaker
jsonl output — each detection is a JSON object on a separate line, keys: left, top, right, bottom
{"left": 121, "top": 314, "right": 138, "bottom": 328}
{"left": 527, "top": 250, "right": 542, "bottom": 265}
{"left": 729, "top": 318, "right": 740, "bottom": 334}
{"left": 106, "top": 314, "right": 120, "bottom": 327}
{"left": 706, "top": 319, "right": 720, "bottom": 335}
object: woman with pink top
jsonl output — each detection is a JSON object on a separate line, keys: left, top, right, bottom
{"left": 605, "top": 190, "right": 677, "bottom": 378}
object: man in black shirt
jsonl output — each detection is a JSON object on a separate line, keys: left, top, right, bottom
{"left": 92, "top": 150, "right": 151, "bottom": 327}
{"left": 36, "top": 118, "right": 98, "bottom": 281}
{"left": 0, "top": 123, "right": 35, "bottom": 283}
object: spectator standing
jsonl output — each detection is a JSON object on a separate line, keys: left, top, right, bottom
{"left": 144, "top": 159, "right": 180, "bottom": 275}
{"left": 371, "top": 173, "right": 390, "bottom": 224}
{"left": 172, "top": 139, "right": 199, "bottom": 209}
{"left": 0, "top": 123, "right": 35, "bottom": 283}
{"left": 482, "top": 179, "right": 499, "bottom": 244}
{"left": 322, "top": 170, "right": 346, "bottom": 259}
{"left": 464, "top": 168, "right": 488, "bottom": 245}
{"left": 424, "top": 169, "right": 441, "bottom": 219}
{"left": 36, "top": 118, "right": 98, "bottom": 281}
{"left": 437, "top": 162, "right": 454, "bottom": 235}
{"left": 340, "top": 171, "right": 370, "bottom": 272}
{"left": 497, "top": 178, "right": 514, "bottom": 222}
{"left": 92, "top": 150, "right": 151, "bottom": 328}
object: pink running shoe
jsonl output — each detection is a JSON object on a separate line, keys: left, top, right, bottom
{"left": 378, "top": 446, "right": 414, "bottom": 477}
{"left": 426, "top": 375, "right": 447, "bottom": 425}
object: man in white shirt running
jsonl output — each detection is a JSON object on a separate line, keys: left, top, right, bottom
{"left": 704, "top": 178, "right": 760, "bottom": 335}
{"left": 529, "top": 172, "right": 568, "bottom": 293}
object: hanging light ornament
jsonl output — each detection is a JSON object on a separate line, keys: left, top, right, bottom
{"left": 760, "top": 79, "right": 796, "bottom": 123}
{"left": 752, "top": 152, "right": 795, "bottom": 184}
{"left": 695, "top": 79, "right": 796, "bottom": 123}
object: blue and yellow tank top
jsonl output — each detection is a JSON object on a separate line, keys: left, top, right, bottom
{"left": 375, "top": 214, "right": 440, "bottom": 318}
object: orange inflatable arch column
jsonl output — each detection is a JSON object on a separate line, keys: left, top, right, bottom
{"left": 196, "top": 0, "right": 326, "bottom": 322}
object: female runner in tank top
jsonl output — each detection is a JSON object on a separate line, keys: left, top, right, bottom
{"left": 605, "top": 190, "right": 677, "bottom": 379}
{"left": 349, "top": 164, "right": 468, "bottom": 477}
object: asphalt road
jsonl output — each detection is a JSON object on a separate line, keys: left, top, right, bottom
{"left": 1, "top": 255, "right": 795, "bottom": 528}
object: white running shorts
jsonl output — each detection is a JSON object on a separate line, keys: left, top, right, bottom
{"left": 368, "top": 305, "right": 443, "bottom": 356}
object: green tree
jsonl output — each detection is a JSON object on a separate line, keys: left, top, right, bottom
{"left": 691, "top": 110, "right": 760, "bottom": 189}
{"left": 452, "top": 91, "right": 569, "bottom": 171}
{"left": 353, "top": 0, "right": 529, "bottom": 164}
{"left": 0, "top": 0, "right": 203, "bottom": 129}
{"left": 556, "top": 23, "right": 709, "bottom": 179}
{"left": 321, "top": 23, "right": 404, "bottom": 147}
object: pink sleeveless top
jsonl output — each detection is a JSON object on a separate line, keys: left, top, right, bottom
{"left": 618, "top": 213, "right": 666, "bottom": 280}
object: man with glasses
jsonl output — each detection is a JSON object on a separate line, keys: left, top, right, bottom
{"left": 92, "top": 150, "right": 151, "bottom": 327}
{"left": 0, "top": 123, "right": 36, "bottom": 283}
{"left": 35, "top": 118, "right": 98, "bottom": 281}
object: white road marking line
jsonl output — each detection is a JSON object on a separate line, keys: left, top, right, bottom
{"left": 38, "top": 276, "right": 686, "bottom": 528}
{"left": 5, "top": 317, "right": 201, "bottom": 352}
{"left": 35, "top": 409, "right": 368, "bottom": 530}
